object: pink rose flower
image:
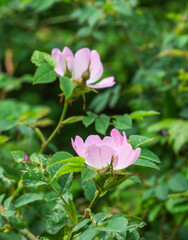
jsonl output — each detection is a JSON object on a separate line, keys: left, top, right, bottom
{"left": 51, "top": 47, "right": 115, "bottom": 89}
{"left": 71, "top": 128, "right": 141, "bottom": 170}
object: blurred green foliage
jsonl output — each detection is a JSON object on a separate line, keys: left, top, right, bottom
{"left": 0, "top": 0, "right": 188, "bottom": 239}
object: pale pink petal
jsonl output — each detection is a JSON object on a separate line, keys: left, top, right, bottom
{"left": 110, "top": 128, "right": 124, "bottom": 149}
{"left": 103, "top": 136, "right": 113, "bottom": 146}
{"left": 85, "top": 135, "right": 102, "bottom": 146}
{"left": 112, "top": 155, "right": 119, "bottom": 168}
{"left": 71, "top": 136, "right": 84, "bottom": 156}
{"left": 83, "top": 144, "right": 115, "bottom": 169}
{"left": 51, "top": 48, "right": 66, "bottom": 76}
{"left": 72, "top": 48, "right": 91, "bottom": 79}
{"left": 86, "top": 76, "right": 115, "bottom": 89}
{"left": 62, "top": 47, "right": 74, "bottom": 70}
{"left": 122, "top": 131, "right": 127, "bottom": 142}
{"left": 131, "top": 148, "right": 141, "bottom": 164}
{"left": 114, "top": 144, "right": 133, "bottom": 170}
{"left": 86, "top": 50, "right": 103, "bottom": 84}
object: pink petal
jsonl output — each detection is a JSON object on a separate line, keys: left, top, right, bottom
{"left": 110, "top": 128, "right": 124, "bottom": 149}
{"left": 86, "top": 50, "right": 103, "bottom": 84}
{"left": 103, "top": 136, "right": 113, "bottom": 146}
{"left": 86, "top": 76, "right": 115, "bottom": 89}
{"left": 71, "top": 136, "right": 84, "bottom": 156}
{"left": 85, "top": 135, "right": 102, "bottom": 146}
{"left": 114, "top": 144, "right": 134, "bottom": 170}
{"left": 131, "top": 148, "right": 141, "bottom": 165}
{"left": 83, "top": 144, "right": 115, "bottom": 169}
{"left": 51, "top": 48, "right": 66, "bottom": 76}
{"left": 72, "top": 48, "right": 91, "bottom": 79}
{"left": 62, "top": 46, "right": 74, "bottom": 70}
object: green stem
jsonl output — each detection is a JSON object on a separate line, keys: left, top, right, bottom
{"left": 11, "top": 180, "right": 24, "bottom": 201}
{"left": 40, "top": 100, "right": 69, "bottom": 153}
{"left": 18, "top": 228, "right": 38, "bottom": 240}
{"left": 49, "top": 183, "right": 77, "bottom": 225}
{"left": 88, "top": 190, "right": 101, "bottom": 211}
{"left": 68, "top": 190, "right": 102, "bottom": 240}
{"left": 49, "top": 182, "right": 69, "bottom": 207}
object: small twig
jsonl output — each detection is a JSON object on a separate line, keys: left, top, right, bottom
{"left": 168, "top": 213, "right": 188, "bottom": 240}
{"left": 161, "top": 207, "right": 166, "bottom": 240}
{"left": 121, "top": 25, "right": 145, "bottom": 69}
{"left": 40, "top": 100, "right": 69, "bottom": 153}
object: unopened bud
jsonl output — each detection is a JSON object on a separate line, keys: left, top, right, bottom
{"left": 24, "top": 153, "right": 30, "bottom": 162}
{"left": 81, "top": 68, "right": 90, "bottom": 82}
{"left": 64, "top": 63, "right": 72, "bottom": 78}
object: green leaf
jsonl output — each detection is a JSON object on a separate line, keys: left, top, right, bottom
{"left": 139, "top": 148, "right": 160, "bottom": 163}
{"left": 2, "top": 197, "right": 16, "bottom": 217}
{"left": 82, "top": 179, "right": 97, "bottom": 202}
{"left": 29, "top": 0, "right": 56, "bottom": 12}
{"left": 126, "top": 230, "right": 140, "bottom": 240}
{"left": 62, "top": 116, "right": 84, "bottom": 125}
{"left": 15, "top": 193, "right": 42, "bottom": 208}
{"left": 168, "top": 120, "right": 188, "bottom": 153}
{"left": 113, "top": 2, "right": 133, "bottom": 16}
{"left": 89, "top": 90, "right": 111, "bottom": 113}
{"left": 130, "top": 110, "right": 160, "bottom": 120}
{"left": 0, "top": 119, "right": 17, "bottom": 131}
{"left": 58, "top": 173, "right": 73, "bottom": 193}
{"left": 166, "top": 198, "right": 188, "bottom": 214}
{"left": 88, "top": 8, "right": 103, "bottom": 27}
{"left": 60, "top": 76, "right": 73, "bottom": 98}
{"left": 33, "top": 63, "right": 56, "bottom": 84}
{"left": 46, "top": 219, "right": 65, "bottom": 235}
{"left": 11, "top": 150, "right": 25, "bottom": 163}
{"left": 148, "top": 119, "right": 175, "bottom": 133}
{"left": 22, "top": 171, "right": 47, "bottom": 187}
{"left": 148, "top": 204, "right": 162, "bottom": 222}
{"left": 47, "top": 151, "right": 73, "bottom": 180}
{"left": 75, "top": 225, "right": 98, "bottom": 240}
{"left": 81, "top": 166, "right": 98, "bottom": 182}
{"left": 96, "top": 217, "right": 128, "bottom": 233}
{"left": 0, "top": 194, "right": 5, "bottom": 205}
{"left": 30, "top": 152, "right": 48, "bottom": 166}
{"left": 31, "top": 50, "right": 56, "bottom": 67}
{"left": 83, "top": 111, "right": 97, "bottom": 127}
{"left": 68, "top": 198, "right": 78, "bottom": 225}
{"left": 168, "top": 174, "right": 188, "bottom": 192}
{"left": 130, "top": 135, "right": 155, "bottom": 148}
{"left": 113, "top": 114, "right": 132, "bottom": 130}
{"left": 155, "top": 183, "right": 169, "bottom": 200}
{"left": 134, "top": 158, "right": 159, "bottom": 170}
{"left": 57, "top": 163, "right": 84, "bottom": 178}
{"left": 95, "top": 114, "right": 109, "bottom": 135}
{"left": 50, "top": 156, "right": 85, "bottom": 167}
{"left": 0, "top": 135, "right": 9, "bottom": 145}
{"left": 72, "top": 219, "right": 90, "bottom": 233}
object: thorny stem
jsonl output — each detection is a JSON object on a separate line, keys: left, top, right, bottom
{"left": 40, "top": 100, "right": 69, "bottom": 153}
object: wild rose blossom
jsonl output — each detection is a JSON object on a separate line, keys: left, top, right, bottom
{"left": 71, "top": 128, "right": 141, "bottom": 170}
{"left": 51, "top": 47, "right": 115, "bottom": 89}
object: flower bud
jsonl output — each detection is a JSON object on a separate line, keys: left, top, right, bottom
{"left": 81, "top": 68, "right": 90, "bottom": 82}
{"left": 24, "top": 153, "right": 30, "bottom": 162}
